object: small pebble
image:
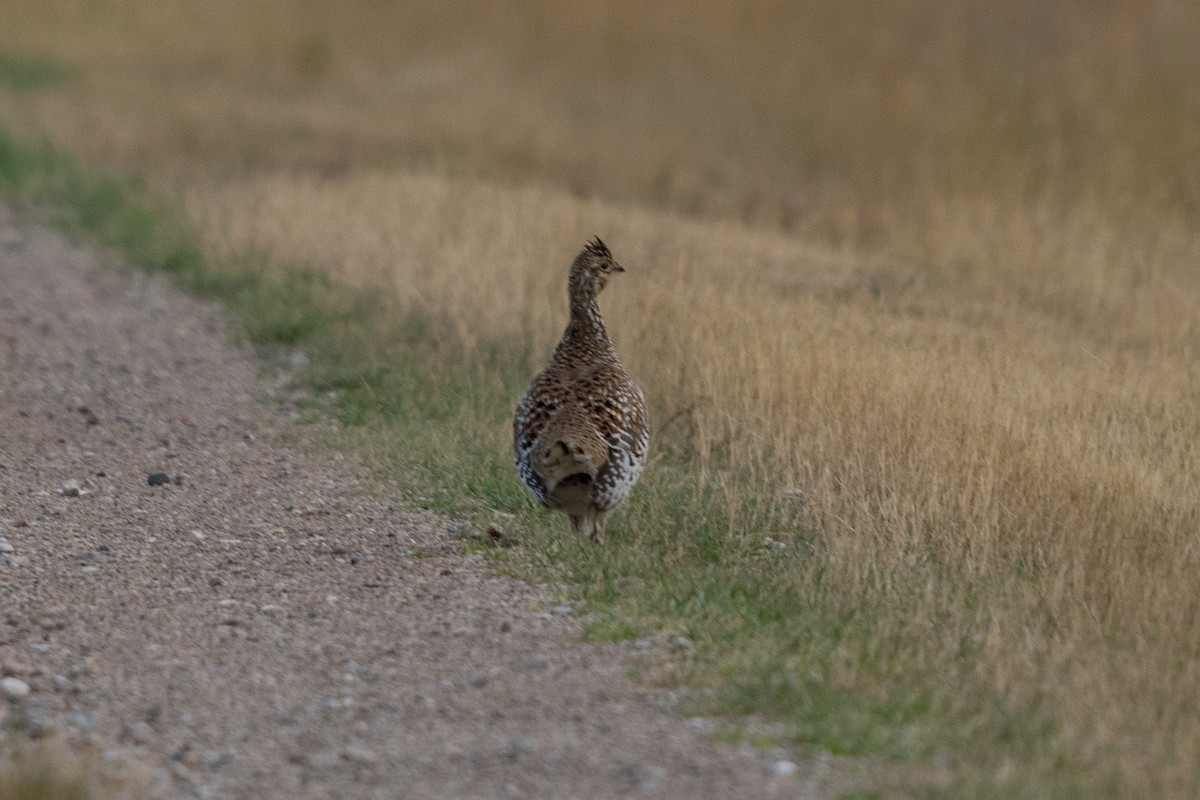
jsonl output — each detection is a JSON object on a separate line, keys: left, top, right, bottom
{"left": 61, "top": 479, "right": 81, "bottom": 497}
{"left": 1, "top": 676, "right": 30, "bottom": 700}
{"left": 340, "top": 746, "right": 378, "bottom": 765}
{"left": 169, "top": 762, "right": 198, "bottom": 786}
{"left": 2, "top": 653, "right": 32, "bottom": 675}
{"left": 23, "top": 708, "right": 53, "bottom": 738}
{"left": 39, "top": 614, "right": 67, "bottom": 631}
{"left": 506, "top": 737, "right": 535, "bottom": 762}
{"left": 465, "top": 669, "right": 489, "bottom": 687}
{"left": 0, "top": 537, "right": 13, "bottom": 554}
{"left": 551, "top": 605, "right": 573, "bottom": 616}
{"left": 125, "top": 721, "right": 154, "bottom": 745}
{"left": 772, "top": 760, "right": 799, "bottom": 778}
{"left": 147, "top": 471, "right": 171, "bottom": 487}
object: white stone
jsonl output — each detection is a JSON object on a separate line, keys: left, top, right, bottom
{"left": 1, "top": 677, "right": 31, "bottom": 700}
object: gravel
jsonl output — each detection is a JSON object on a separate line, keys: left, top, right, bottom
{"left": 0, "top": 206, "right": 854, "bottom": 798}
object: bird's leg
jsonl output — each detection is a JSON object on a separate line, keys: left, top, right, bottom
{"left": 589, "top": 511, "right": 608, "bottom": 544}
{"left": 568, "top": 514, "right": 584, "bottom": 536}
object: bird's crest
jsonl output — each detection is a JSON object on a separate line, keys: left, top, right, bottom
{"left": 584, "top": 236, "right": 611, "bottom": 260}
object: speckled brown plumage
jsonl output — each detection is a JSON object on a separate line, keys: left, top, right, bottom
{"left": 514, "top": 237, "right": 649, "bottom": 542}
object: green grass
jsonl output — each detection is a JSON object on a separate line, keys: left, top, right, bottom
{"left": 0, "top": 53, "right": 76, "bottom": 94}
{"left": 0, "top": 128, "right": 1113, "bottom": 799}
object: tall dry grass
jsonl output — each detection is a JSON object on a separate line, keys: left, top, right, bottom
{"left": 3, "top": 0, "right": 1200, "bottom": 795}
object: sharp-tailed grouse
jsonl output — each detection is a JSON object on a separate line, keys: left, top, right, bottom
{"left": 513, "top": 237, "right": 649, "bottom": 543}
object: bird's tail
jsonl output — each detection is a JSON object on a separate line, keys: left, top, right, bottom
{"left": 533, "top": 412, "right": 608, "bottom": 489}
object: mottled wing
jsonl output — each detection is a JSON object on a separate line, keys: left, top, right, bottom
{"left": 576, "top": 365, "right": 650, "bottom": 510}
{"left": 513, "top": 369, "right": 566, "bottom": 506}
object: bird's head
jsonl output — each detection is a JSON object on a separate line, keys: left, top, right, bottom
{"left": 570, "top": 236, "right": 625, "bottom": 297}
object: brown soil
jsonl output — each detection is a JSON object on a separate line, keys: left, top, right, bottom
{"left": 0, "top": 206, "right": 848, "bottom": 799}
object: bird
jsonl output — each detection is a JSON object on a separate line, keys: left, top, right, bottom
{"left": 513, "top": 237, "right": 649, "bottom": 543}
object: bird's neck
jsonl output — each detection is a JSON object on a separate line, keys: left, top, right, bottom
{"left": 569, "top": 292, "right": 608, "bottom": 334}
{"left": 558, "top": 282, "right": 615, "bottom": 358}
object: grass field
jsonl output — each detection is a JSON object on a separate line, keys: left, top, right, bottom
{"left": 2, "top": 2, "right": 1200, "bottom": 797}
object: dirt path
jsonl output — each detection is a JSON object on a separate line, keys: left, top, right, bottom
{"left": 0, "top": 206, "right": 845, "bottom": 799}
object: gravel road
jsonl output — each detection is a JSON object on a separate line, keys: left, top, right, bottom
{"left": 0, "top": 206, "right": 848, "bottom": 799}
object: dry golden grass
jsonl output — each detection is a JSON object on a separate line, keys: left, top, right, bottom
{"left": 3, "top": 0, "right": 1200, "bottom": 796}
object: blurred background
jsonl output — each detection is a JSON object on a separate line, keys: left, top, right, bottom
{"left": 3, "top": 0, "right": 1199, "bottom": 243}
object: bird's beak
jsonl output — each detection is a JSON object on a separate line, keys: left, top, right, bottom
{"left": 613, "top": 262, "right": 626, "bottom": 273}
